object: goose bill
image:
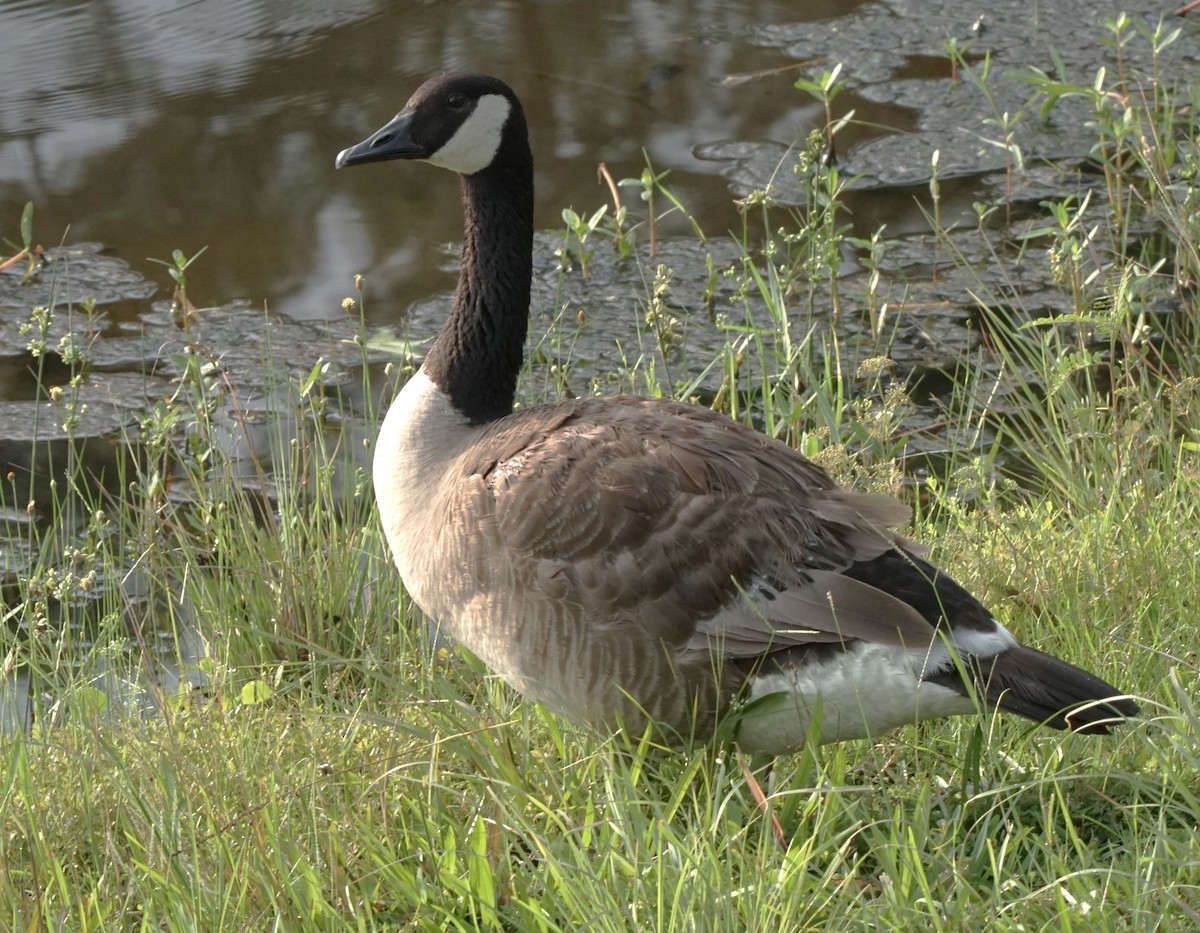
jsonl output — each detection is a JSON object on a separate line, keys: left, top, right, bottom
{"left": 335, "top": 111, "right": 423, "bottom": 168}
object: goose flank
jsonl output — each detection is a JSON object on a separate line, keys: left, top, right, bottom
{"left": 336, "top": 73, "right": 1138, "bottom": 754}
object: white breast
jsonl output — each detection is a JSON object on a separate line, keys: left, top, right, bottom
{"left": 373, "top": 370, "right": 474, "bottom": 607}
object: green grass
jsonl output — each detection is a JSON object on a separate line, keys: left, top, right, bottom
{"left": 2, "top": 14, "right": 1200, "bottom": 930}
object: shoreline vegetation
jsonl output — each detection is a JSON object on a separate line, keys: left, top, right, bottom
{"left": 2, "top": 18, "right": 1199, "bottom": 930}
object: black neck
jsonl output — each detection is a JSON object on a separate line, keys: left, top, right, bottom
{"left": 421, "top": 153, "right": 534, "bottom": 425}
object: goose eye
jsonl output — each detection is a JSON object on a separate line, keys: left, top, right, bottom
{"left": 446, "top": 93, "right": 467, "bottom": 109}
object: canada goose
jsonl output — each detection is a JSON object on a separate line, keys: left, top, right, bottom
{"left": 336, "top": 73, "right": 1138, "bottom": 754}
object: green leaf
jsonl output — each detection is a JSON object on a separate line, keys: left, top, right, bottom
{"left": 19, "top": 201, "right": 33, "bottom": 248}
{"left": 73, "top": 685, "right": 109, "bottom": 718}
{"left": 466, "top": 813, "right": 497, "bottom": 927}
{"left": 239, "top": 679, "right": 273, "bottom": 705}
{"left": 364, "top": 329, "right": 432, "bottom": 358}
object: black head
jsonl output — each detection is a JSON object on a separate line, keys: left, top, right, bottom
{"left": 335, "top": 73, "right": 526, "bottom": 176}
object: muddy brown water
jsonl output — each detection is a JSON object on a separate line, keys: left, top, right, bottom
{"left": 0, "top": 0, "right": 1196, "bottom": 722}
{"left": 1, "top": 0, "right": 856, "bottom": 321}
{"left": 4, "top": 0, "right": 1192, "bottom": 372}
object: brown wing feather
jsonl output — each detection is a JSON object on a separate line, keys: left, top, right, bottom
{"left": 459, "top": 395, "right": 924, "bottom": 654}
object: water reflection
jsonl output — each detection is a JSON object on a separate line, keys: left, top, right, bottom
{"left": 0, "top": 0, "right": 858, "bottom": 324}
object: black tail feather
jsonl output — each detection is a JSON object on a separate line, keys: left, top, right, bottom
{"left": 929, "top": 644, "right": 1139, "bottom": 734}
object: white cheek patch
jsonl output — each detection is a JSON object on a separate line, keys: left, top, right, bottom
{"left": 426, "top": 94, "right": 511, "bottom": 175}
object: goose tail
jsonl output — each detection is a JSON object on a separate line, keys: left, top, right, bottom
{"left": 934, "top": 644, "right": 1140, "bottom": 734}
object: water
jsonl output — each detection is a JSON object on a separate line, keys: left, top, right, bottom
{"left": 0, "top": 0, "right": 853, "bottom": 323}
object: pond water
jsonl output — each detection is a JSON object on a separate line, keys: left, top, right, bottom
{"left": 4, "top": 0, "right": 1194, "bottom": 345}
{"left": 0, "top": 0, "right": 863, "bottom": 322}
{"left": 0, "top": 0, "right": 1196, "bottom": 723}
{"left": 2, "top": 0, "right": 1193, "bottom": 352}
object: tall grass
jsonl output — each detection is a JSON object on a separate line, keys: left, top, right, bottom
{"left": 0, "top": 16, "right": 1198, "bottom": 929}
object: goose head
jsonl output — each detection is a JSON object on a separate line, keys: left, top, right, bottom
{"left": 335, "top": 73, "right": 527, "bottom": 177}
{"left": 334, "top": 73, "right": 536, "bottom": 425}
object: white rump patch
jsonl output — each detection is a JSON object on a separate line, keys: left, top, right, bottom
{"left": 911, "top": 617, "right": 1019, "bottom": 678}
{"left": 949, "top": 618, "right": 1019, "bottom": 657}
{"left": 427, "top": 94, "right": 511, "bottom": 175}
